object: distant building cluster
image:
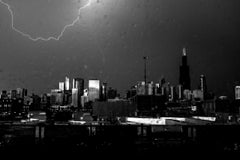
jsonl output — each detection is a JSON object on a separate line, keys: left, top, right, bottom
{"left": 0, "top": 88, "right": 29, "bottom": 120}
{"left": 41, "top": 77, "right": 120, "bottom": 121}
{"left": 1, "top": 48, "right": 240, "bottom": 124}
{"left": 48, "top": 77, "right": 119, "bottom": 108}
{"left": 126, "top": 48, "right": 240, "bottom": 120}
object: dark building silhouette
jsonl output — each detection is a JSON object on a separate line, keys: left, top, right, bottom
{"left": 199, "top": 75, "right": 207, "bottom": 100}
{"left": 63, "top": 90, "right": 72, "bottom": 105}
{"left": 179, "top": 48, "right": 191, "bottom": 90}
{"left": 41, "top": 93, "right": 50, "bottom": 110}
{"left": 0, "top": 97, "right": 28, "bottom": 120}
{"left": 30, "top": 94, "right": 41, "bottom": 111}
{"left": 100, "top": 82, "right": 107, "bottom": 101}
{"left": 93, "top": 100, "right": 136, "bottom": 118}
{"left": 143, "top": 56, "right": 148, "bottom": 95}
{"left": 160, "top": 76, "right": 166, "bottom": 87}
{"left": 126, "top": 86, "right": 137, "bottom": 99}
{"left": 0, "top": 90, "right": 8, "bottom": 99}
{"left": 215, "top": 96, "right": 230, "bottom": 113}
{"left": 10, "top": 90, "right": 17, "bottom": 99}
{"left": 107, "top": 87, "right": 117, "bottom": 99}
{"left": 232, "top": 99, "right": 240, "bottom": 115}
{"left": 132, "top": 95, "right": 166, "bottom": 117}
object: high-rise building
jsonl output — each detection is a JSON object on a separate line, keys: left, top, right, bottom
{"left": 160, "top": 76, "right": 166, "bottom": 87}
{"left": 100, "top": 82, "right": 107, "bottom": 101}
{"left": 81, "top": 89, "right": 89, "bottom": 108}
{"left": 63, "top": 90, "right": 72, "bottom": 105}
{"left": 161, "top": 86, "right": 165, "bottom": 96}
{"left": 154, "top": 83, "right": 161, "bottom": 95}
{"left": 179, "top": 48, "right": 191, "bottom": 90}
{"left": 50, "top": 89, "right": 64, "bottom": 105}
{"left": 40, "top": 93, "right": 50, "bottom": 110}
{"left": 160, "top": 82, "right": 170, "bottom": 101}
{"left": 72, "top": 78, "right": 84, "bottom": 96}
{"left": 81, "top": 95, "right": 89, "bottom": 108}
{"left": 199, "top": 75, "right": 207, "bottom": 99}
{"left": 59, "top": 82, "right": 65, "bottom": 91}
{"left": 137, "top": 81, "right": 146, "bottom": 95}
{"left": 0, "top": 90, "right": 8, "bottom": 99}
{"left": 176, "top": 85, "right": 183, "bottom": 100}
{"left": 183, "top": 89, "right": 192, "bottom": 100}
{"left": 166, "top": 82, "right": 171, "bottom": 100}
{"left": 65, "top": 77, "right": 70, "bottom": 91}
{"left": 127, "top": 86, "right": 137, "bottom": 99}
{"left": 107, "top": 87, "right": 117, "bottom": 99}
{"left": 72, "top": 78, "right": 84, "bottom": 108}
{"left": 88, "top": 79, "right": 100, "bottom": 102}
{"left": 147, "top": 81, "right": 154, "bottom": 95}
{"left": 235, "top": 86, "right": 240, "bottom": 100}
{"left": 16, "top": 88, "right": 27, "bottom": 98}
{"left": 72, "top": 88, "right": 79, "bottom": 108}
{"left": 169, "top": 86, "right": 176, "bottom": 102}
{"left": 10, "top": 90, "right": 17, "bottom": 99}
{"left": 192, "top": 90, "right": 204, "bottom": 101}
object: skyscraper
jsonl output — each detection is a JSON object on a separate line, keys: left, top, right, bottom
{"left": 100, "top": 82, "right": 107, "bottom": 101}
{"left": 154, "top": 83, "right": 161, "bottom": 95}
{"left": 137, "top": 81, "right": 146, "bottom": 95}
{"left": 199, "top": 75, "right": 207, "bottom": 99}
{"left": 0, "top": 90, "right": 8, "bottom": 99}
{"left": 10, "top": 90, "right": 17, "bottom": 99}
{"left": 50, "top": 89, "right": 64, "bottom": 105}
{"left": 147, "top": 81, "right": 154, "bottom": 95}
{"left": 59, "top": 82, "right": 65, "bottom": 91}
{"left": 107, "top": 87, "right": 117, "bottom": 99}
{"left": 16, "top": 88, "right": 27, "bottom": 99}
{"left": 72, "top": 88, "right": 79, "bottom": 108}
{"left": 160, "top": 76, "right": 166, "bottom": 87}
{"left": 73, "top": 78, "right": 84, "bottom": 96}
{"left": 143, "top": 56, "right": 148, "bottom": 95}
{"left": 65, "top": 77, "right": 70, "bottom": 91}
{"left": 169, "top": 86, "right": 176, "bottom": 102}
{"left": 179, "top": 48, "right": 191, "bottom": 90}
{"left": 88, "top": 79, "right": 100, "bottom": 102}
{"left": 72, "top": 78, "right": 84, "bottom": 108}
{"left": 176, "top": 85, "right": 183, "bottom": 100}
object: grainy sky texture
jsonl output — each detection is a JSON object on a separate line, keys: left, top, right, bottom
{"left": 0, "top": 0, "right": 240, "bottom": 97}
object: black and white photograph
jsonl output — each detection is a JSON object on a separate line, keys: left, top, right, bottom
{"left": 0, "top": 0, "right": 240, "bottom": 155}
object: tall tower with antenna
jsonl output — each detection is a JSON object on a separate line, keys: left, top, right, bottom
{"left": 179, "top": 48, "right": 191, "bottom": 90}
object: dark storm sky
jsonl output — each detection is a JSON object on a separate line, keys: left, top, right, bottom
{"left": 0, "top": 0, "right": 240, "bottom": 97}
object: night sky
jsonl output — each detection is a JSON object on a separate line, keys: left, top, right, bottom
{"left": 0, "top": 0, "right": 240, "bottom": 97}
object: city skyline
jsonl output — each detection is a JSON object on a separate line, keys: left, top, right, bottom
{"left": 0, "top": 0, "right": 240, "bottom": 97}
{"left": 0, "top": 47, "right": 237, "bottom": 99}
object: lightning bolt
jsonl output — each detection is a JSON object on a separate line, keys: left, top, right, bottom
{"left": 0, "top": 0, "right": 92, "bottom": 41}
